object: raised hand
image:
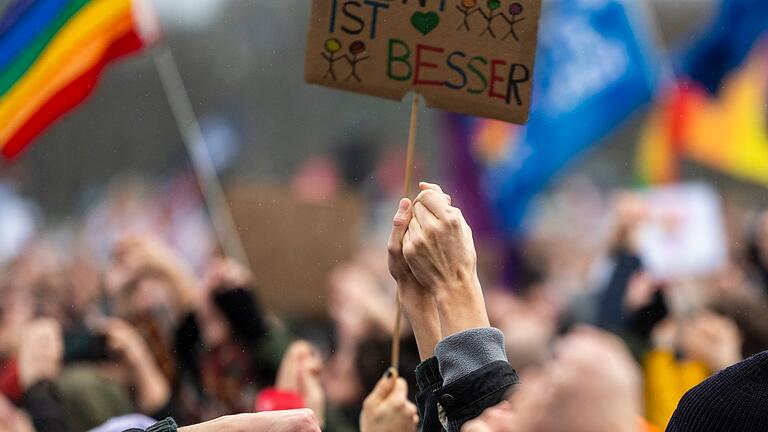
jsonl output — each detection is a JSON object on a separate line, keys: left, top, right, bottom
{"left": 360, "top": 371, "right": 419, "bottom": 432}
{"left": 275, "top": 341, "right": 326, "bottom": 427}
{"left": 18, "top": 319, "right": 63, "bottom": 390}
{"left": 388, "top": 195, "right": 442, "bottom": 360}
{"left": 202, "top": 256, "right": 253, "bottom": 294}
{"left": 109, "top": 234, "right": 199, "bottom": 313}
{"left": 681, "top": 312, "right": 742, "bottom": 371}
{"left": 103, "top": 319, "right": 170, "bottom": 414}
{"left": 403, "top": 182, "right": 489, "bottom": 337}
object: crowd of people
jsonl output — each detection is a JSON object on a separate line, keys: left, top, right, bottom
{"left": 0, "top": 173, "right": 767, "bottom": 432}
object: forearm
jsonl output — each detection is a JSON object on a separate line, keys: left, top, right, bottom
{"left": 400, "top": 284, "right": 441, "bottom": 360}
{"left": 434, "top": 274, "right": 489, "bottom": 338}
{"left": 128, "top": 351, "right": 171, "bottom": 415}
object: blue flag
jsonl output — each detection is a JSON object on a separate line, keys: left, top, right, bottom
{"left": 450, "top": 0, "right": 662, "bottom": 233}
{"left": 680, "top": 0, "right": 768, "bottom": 93}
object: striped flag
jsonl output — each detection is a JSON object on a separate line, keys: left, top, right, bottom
{"left": 635, "top": 0, "right": 768, "bottom": 186}
{"left": 0, "top": 0, "right": 160, "bottom": 159}
{"left": 637, "top": 42, "right": 768, "bottom": 186}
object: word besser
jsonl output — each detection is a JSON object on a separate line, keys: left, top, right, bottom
{"left": 387, "top": 39, "right": 531, "bottom": 106}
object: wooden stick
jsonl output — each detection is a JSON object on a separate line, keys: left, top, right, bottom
{"left": 391, "top": 93, "right": 420, "bottom": 371}
{"left": 152, "top": 45, "right": 251, "bottom": 268}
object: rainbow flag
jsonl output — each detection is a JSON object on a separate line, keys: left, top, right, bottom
{"left": 636, "top": 0, "right": 768, "bottom": 186}
{"left": 637, "top": 41, "right": 768, "bottom": 186}
{"left": 0, "top": 0, "right": 160, "bottom": 159}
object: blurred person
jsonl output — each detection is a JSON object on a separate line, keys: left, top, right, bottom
{"left": 107, "top": 235, "right": 203, "bottom": 415}
{"left": 712, "top": 291, "right": 768, "bottom": 359}
{"left": 115, "top": 267, "right": 188, "bottom": 385}
{"left": 644, "top": 298, "right": 768, "bottom": 429}
{"left": 643, "top": 316, "right": 723, "bottom": 429}
{"left": 266, "top": 341, "right": 325, "bottom": 426}
{"left": 83, "top": 178, "right": 163, "bottom": 265}
{"left": 485, "top": 288, "right": 556, "bottom": 373}
{"left": 109, "top": 234, "right": 199, "bottom": 318}
{"left": 17, "top": 319, "right": 67, "bottom": 432}
{"left": 291, "top": 155, "right": 342, "bottom": 202}
{"left": 173, "top": 256, "right": 292, "bottom": 421}
{"left": 324, "top": 255, "right": 421, "bottom": 428}
{"left": 559, "top": 190, "right": 647, "bottom": 331}
{"left": 101, "top": 319, "right": 172, "bottom": 417}
{"left": 462, "top": 327, "right": 650, "bottom": 432}
{"left": 16, "top": 316, "right": 173, "bottom": 431}
{"left": 667, "top": 350, "right": 768, "bottom": 431}
{"left": 83, "top": 175, "right": 215, "bottom": 273}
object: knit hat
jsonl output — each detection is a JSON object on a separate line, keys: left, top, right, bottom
{"left": 667, "top": 350, "right": 768, "bottom": 431}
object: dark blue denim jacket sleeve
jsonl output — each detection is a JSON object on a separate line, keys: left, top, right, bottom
{"left": 414, "top": 329, "right": 520, "bottom": 432}
{"left": 123, "top": 417, "right": 176, "bottom": 432}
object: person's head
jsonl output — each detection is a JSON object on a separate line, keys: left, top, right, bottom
{"left": 485, "top": 289, "right": 554, "bottom": 372}
{"left": 667, "top": 351, "right": 768, "bottom": 432}
{"left": 713, "top": 293, "right": 768, "bottom": 358}
{"left": 531, "top": 327, "right": 641, "bottom": 432}
{"left": 465, "top": 327, "right": 642, "bottom": 432}
{"left": 116, "top": 268, "right": 177, "bottom": 324}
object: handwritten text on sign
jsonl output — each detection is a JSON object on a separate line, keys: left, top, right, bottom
{"left": 304, "top": 0, "right": 541, "bottom": 124}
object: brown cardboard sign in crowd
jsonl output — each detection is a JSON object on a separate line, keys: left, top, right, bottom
{"left": 305, "top": 0, "right": 541, "bottom": 124}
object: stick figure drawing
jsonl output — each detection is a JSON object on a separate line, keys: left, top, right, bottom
{"left": 322, "top": 38, "right": 344, "bottom": 81}
{"left": 479, "top": 0, "right": 502, "bottom": 38}
{"left": 456, "top": 0, "right": 479, "bottom": 32}
{"left": 344, "top": 40, "right": 370, "bottom": 82}
{"left": 501, "top": 2, "right": 526, "bottom": 41}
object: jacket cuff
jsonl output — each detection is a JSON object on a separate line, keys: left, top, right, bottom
{"left": 434, "top": 361, "right": 519, "bottom": 432}
{"left": 414, "top": 357, "right": 442, "bottom": 392}
{"left": 435, "top": 327, "right": 507, "bottom": 385}
{"left": 145, "top": 417, "right": 177, "bottom": 432}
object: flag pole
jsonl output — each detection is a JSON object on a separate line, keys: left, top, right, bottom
{"left": 152, "top": 44, "right": 250, "bottom": 268}
{"left": 391, "top": 93, "right": 420, "bottom": 371}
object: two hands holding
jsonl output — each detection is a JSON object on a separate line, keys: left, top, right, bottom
{"left": 388, "top": 182, "right": 489, "bottom": 360}
{"left": 360, "top": 181, "right": 490, "bottom": 432}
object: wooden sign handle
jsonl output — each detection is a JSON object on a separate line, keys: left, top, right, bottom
{"left": 391, "top": 93, "right": 420, "bottom": 371}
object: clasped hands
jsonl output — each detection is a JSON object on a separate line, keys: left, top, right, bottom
{"left": 388, "top": 182, "right": 490, "bottom": 360}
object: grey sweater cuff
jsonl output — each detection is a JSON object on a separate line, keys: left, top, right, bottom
{"left": 435, "top": 327, "right": 507, "bottom": 385}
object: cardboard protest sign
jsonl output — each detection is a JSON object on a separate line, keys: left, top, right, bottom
{"left": 228, "top": 185, "right": 364, "bottom": 319}
{"left": 304, "top": 0, "right": 541, "bottom": 124}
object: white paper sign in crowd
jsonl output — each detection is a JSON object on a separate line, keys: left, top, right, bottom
{"left": 636, "top": 182, "right": 728, "bottom": 280}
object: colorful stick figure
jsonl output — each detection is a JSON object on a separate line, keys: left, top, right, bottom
{"left": 479, "top": 0, "right": 502, "bottom": 38}
{"left": 501, "top": 2, "right": 525, "bottom": 41}
{"left": 322, "top": 38, "right": 343, "bottom": 81}
{"left": 456, "top": 0, "right": 479, "bottom": 32}
{"left": 344, "top": 40, "right": 370, "bottom": 82}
